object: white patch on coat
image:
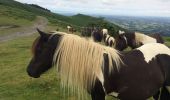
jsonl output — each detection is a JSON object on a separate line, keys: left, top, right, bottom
{"left": 102, "top": 29, "right": 108, "bottom": 35}
{"left": 119, "top": 30, "right": 125, "bottom": 35}
{"left": 105, "top": 34, "right": 110, "bottom": 42}
{"left": 136, "top": 43, "right": 170, "bottom": 63}
{"left": 67, "top": 26, "right": 71, "bottom": 29}
{"left": 108, "top": 37, "right": 115, "bottom": 43}
{"left": 108, "top": 91, "right": 119, "bottom": 97}
{"left": 123, "top": 36, "right": 128, "bottom": 45}
{"left": 108, "top": 37, "right": 115, "bottom": 47}
{"left": 135, "top": 32, "right": 156, "bottom": 45}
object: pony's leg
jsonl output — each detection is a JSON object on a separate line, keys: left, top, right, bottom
{"left": 91, "top": 79, "right": 105, "bottom": 100}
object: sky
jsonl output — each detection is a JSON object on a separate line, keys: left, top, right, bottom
{"left": 15, "top": 0, "right": 170, "bottom": 17}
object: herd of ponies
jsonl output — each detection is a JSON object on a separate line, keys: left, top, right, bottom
{"left": 26, "top": 27, "right": 170, "bottom": 100}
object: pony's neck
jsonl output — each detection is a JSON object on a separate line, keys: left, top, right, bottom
{"left": 125, "top": 33, "right": 136, "bottom": 48}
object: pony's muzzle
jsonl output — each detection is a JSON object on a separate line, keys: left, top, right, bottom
{"left": 27, "top": 68, "right": 40, "bottom": 78}
{"left": 27, "top": 62, "right": 41, "bottom": 78}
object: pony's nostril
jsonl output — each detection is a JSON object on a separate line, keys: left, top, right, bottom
{"left": 27, "top": 66, "right": 40, "bottom": 78}
{"left": 27, "top": 69, "right": 40, "bottom": 78}
{"left": 27, "top": 67, "right": 33, "bottom": 76}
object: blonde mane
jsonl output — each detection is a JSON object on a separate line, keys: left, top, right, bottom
{"left": 53, "top": 33, "right": 122, "bottom": 98}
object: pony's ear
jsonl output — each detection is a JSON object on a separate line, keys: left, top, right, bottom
{"left": 37, "top": 28, "right": 46, "bottom": 36}
{"left": 36, "top": 28, "right": 49, "bottom": 41}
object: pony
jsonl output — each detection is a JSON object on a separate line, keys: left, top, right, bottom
{"left": 67, "top": 25, "right": 71, "bottom": 32}
{"left": 102, "top": 28, "right": 109, "bottom": 42}
{"left": 102, "top": 28, "right": 108, "bottom": 36}
{"left": 104, "top": 34, "right": 115, "bottom": 47}
{"left": 27, "top": 29, "right": 170, "bottom": 100}
{"left": 91, "top": 27, "right": 103, "bottom": 42}
{"left": 102, "top": 29, "right": 115, "bottom": 47}
{"left": 114, "top": 30, "right": 164, "bottom": 51}
{"left": 67, "top": 25, "right": 76, "bottom": 33}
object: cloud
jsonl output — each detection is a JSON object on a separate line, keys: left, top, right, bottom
{"left": 15, "top": 0, "right": 170, "bottom": 17}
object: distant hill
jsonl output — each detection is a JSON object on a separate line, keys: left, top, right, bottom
{"left": 0, "top": 0, "right": 125, "bottom": 35}
{"left": 70, "top": 14, "right": 102, "bottom": 26}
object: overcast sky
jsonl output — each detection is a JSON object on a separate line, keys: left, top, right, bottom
{"left": 15, "top": 0, "right": 170, "bottom": 17}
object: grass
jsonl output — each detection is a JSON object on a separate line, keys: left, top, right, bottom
{"left": 0, "top": 16, "right": 34, "bottom": 36}
{"left": 163, "top": 37, "right": 170, "bottom": 46}
{"left": 0, "top": 34, "right": 73, "bottom": 100}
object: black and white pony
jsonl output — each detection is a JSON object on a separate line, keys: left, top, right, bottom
{"left": 27, "top": 29, "right": 170, "bottom": 100}
{"left": 102, "top": 29, "right": 115, "bottom": 47}
{"left": 115, "top": 30, "right": 164, "bottom": 51}
{"left": 92, "top": 28, "right": 115, "bottom": 47}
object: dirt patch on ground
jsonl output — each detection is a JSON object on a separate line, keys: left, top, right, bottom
{"left": 0, "top": 25, "right": 20, "bottom": 30}
{"left": 0, "top": 16, "right": 48, "bottom": 42}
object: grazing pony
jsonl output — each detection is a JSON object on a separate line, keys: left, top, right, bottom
{"left": 27, "top": 29, "right": 170, "bottom": 100}
{"left": 115, "top": 31, "right": 164, "bottom": 51}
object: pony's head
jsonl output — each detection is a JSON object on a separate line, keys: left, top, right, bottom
{"left": 27, "top": 29, "right": 62, "bottom": 78}
{"left": 115, "top": 32, "right": 128, "bottom": 51}
{"left": 92, "top": 29, "right": 103, "bottom": 42}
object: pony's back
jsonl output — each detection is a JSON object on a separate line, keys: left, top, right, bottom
{"left": 149, "top": 33, "right": 164, "bottom": 44}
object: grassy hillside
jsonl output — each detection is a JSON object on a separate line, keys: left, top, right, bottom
{"left": 70, "top": 14, "right": 103, "bottom": 26}
{"left": 0, "top": 0, "right": 125, "bottom": 35}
